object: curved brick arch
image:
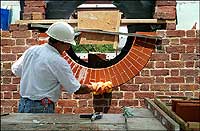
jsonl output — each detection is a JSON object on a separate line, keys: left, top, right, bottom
{"left": 63, "top": 36, "right": 156, "bottom": 87}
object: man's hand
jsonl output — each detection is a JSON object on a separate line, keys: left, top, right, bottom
{"left": 74, "top": 84, "right": 93, "bottom": 94}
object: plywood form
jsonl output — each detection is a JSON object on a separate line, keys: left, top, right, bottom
{"left": 77, "top": 9, "right": 121, "bottom": 47}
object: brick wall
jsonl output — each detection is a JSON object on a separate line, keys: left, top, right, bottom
{"left": 1, "top": 0, "right": 199, "bottom": 113}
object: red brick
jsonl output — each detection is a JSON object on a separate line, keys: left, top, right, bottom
{"left": 166, "top": 61, "right": 184, "bottom": 68}
{"left": 55, "top": 107, "right": 63, "bottom": 114}
{"left": 156, "top": 30, "right": 165, "bottom": 37}
{"left": 1, "top": 31, "right": 11, "bottom": 37}
{"left": 184, "top": 92, "right": 194, "bottom": 97}
{"left": 171, "top": 53, "right": 180, "bottom": 60}
{"left": 1, "top": 100, "right": 17, "bottom": 107}
{"left": 151, "top": 70, "right": 169, "bottom": 76}
{"left": 145, "top": 61, "right": 154, "bottom": 68}
{"left": 180, "top": 38, "right": 199, "bottom": 45}
{"left": 195, "top": 76, "right": 200, "bottom": 84}
{"left": 1, "top": 70, "right": 14, "bottom": 77}
{"left": 57, "top": 100, "right": 77, "bottom": 107}
{"left": 26, "top": 38, "right": 39, "bottom": 45}
{"left": 180, "top": 69, "right": 198, "bottom": 76}
{"left": 2, "top": 78, "right": 11, "bottom": 84}
{"left": 150, "top": 84, "right": 169, "bottom": 91}
{"left": 155, "top": 61, "right": 164, "bottom": 68}
{"left": 73, "top": 107, "right": 93, "bottom": 114}
{"left": 19, "top": 24, "right": 28, "bottom": 31}
{"left": 170, "top": 38, "right": 180, "bottom": 45}
{"left": 186, "top": 46, "right": 195, "bottom": 53}
{"left": 124, "top": 92, "right": 134, "bottom": 99}
{"left": 119, "top": 100, "right": 138, "bottom": 106}
{"left": 120, "top": 84, "right": 139, "bottom": 91}
{"left": 24, "top": 7, "right": 45, "bottom": 14}
{"left": 166, "top": 23, "right": 176, "bottom": 30}
{"left": 4, "top": 92, "right": 12, "bottom": 99}
{"left": 166, "top": 30, "right": 185, "bottom": 37}
{"left": 180, "top": 85, "right": 199, "bottom": 91}
{"left": 2, "top": 47, "right": 11, "bottom": 53}
{"left": 151, "top": 53, "right": 169, "bottom": 61}
{"left": 140, "top": 85, "right": 149, "bottom": 91}
{"left": 194, "top": 91, "right": 200, "bottom": 98}
{"left": 154, "top": 6, "right": 176, "bottom": 19}
{"left": 161, "top": 39, "right": 170, "bottom": 45}
{"left": 73, "top": 94, "right": 91, "bottom": 99}
{"left": 78, "top": 100, "right": 87, "bottom": 107}
{"left": 185, "top": 61, "right": 194, "bottom": 68}
{"left": 186, "top": 77, "right": 194, "bottom": 83}
{"left": 110, "top": 100, "right": 118, "bottom": 106}
{"left": 171, "top": 85, "right": 180, "bottom": 91}
{"left": 156, "top": 1, "right": 176, "bottom": 6}
{"left": 165, "top": 92, "right": 184, "bottom": 96}
{"left": 13, "top": 92, "right": 20, "bottom": 99}
{"left": 166, "top": 46, "right": 185, "bottom": 53}
{"left": 1, "top": 54, "right": 16, "bottom": 61}
{"left": 2, "top": 63, "right": 11, "bottom": 69}
{"left": 1, "top": 39, "right": 15, "bottom": 46}
{"left": 23, "top": 13, "right": 32, "bottom": 20}
{"left": 107, "top": 107, "right": 122, "bottom": 113}
{"left": 165, "top": 77, "right": 184, "bottom": 83}
{"left": 9, "top": 24, "right": 19, "bottom": 31}
{"left": 135, "top": 77, "right": 154, "bottom": 84}
{"left": 16, "top": 39, "right": 25, "bottom": 45}
{"left": 12, "top": 46, "right": 28, "bottom": 53}
{"left": 3, "top": 107, "right": 13, "bottom": 113}
{"left": 181, "top": 54, "right": 199, "bottom": 61}
{"left": 155, "top": 77, "right": 164, "bottom": 83}
{"left": 186, "top": 30, "right": 196, "bottom": 37}
{"left": 12, "top": 31, "right": 31, "bottom": 38}
{"left": 112, "top": 92, "right": 123, "bottom": 99}
{"left": 63, "top": 107, "right": 73, "bottom": 114}
{"left": 12, "top": 77, "right": 20, "bottom": 84}
{"left": 25, "top": 1, "right": 45, "bottom": 7}
{"left": 141, "top": 70, "right": 150, "bottom": 76}
{"left": 135, "top": 92, "right": 155, "bottom": 99}
{"left": 32, "top": 12, "right": 44, "bottom": 20}
{"left": 195, "top": 61, "right": 200, "bottom": 68}
{"left": 171, "top": 70, "right": 179, "bottom": 76}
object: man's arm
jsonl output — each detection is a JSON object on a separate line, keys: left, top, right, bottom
{"left": 11, "top": 54, "right": 25, "bottom": 77}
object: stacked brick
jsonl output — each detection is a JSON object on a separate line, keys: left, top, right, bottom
{"left": 1, "top": 0, "right": 199, "bottom": 114}
{"left": 23, "top": 1, "right": 46, "bottom": 20}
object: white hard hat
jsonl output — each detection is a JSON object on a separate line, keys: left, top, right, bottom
{"left": 46, "top": 22, "right": 76, "bottom": 45}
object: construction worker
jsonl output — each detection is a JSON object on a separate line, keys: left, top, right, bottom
{"left": 11, "top": 22, "right": 93, "bottom": 113}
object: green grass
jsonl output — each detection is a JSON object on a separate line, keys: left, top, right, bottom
{"left": 72, "top": 44, "right": 116, "bottom": 53}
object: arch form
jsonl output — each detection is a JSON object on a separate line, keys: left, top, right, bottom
{"left": 63, "top": 37, "right": 156, "bottom": 87}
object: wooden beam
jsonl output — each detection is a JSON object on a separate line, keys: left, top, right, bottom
{"left": 154, "top": 98, "right": 188, "bottom": 131}
{"left": 15, "top": 19, "right": 176, "bottom": 25}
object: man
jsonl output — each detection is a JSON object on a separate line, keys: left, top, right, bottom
{"left": 11, "top": 22, "right": 93, "bottom": 113}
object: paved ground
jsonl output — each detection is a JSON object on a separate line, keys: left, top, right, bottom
{"left": 1, "top": 108, "right": 167, "bottom": 130}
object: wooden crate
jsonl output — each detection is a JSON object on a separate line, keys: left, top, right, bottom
{"left": 77, "top": 9, "right": 121, "bottom": 47}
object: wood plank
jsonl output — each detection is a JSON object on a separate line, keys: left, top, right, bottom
{"left": 154, "top": 98, "right": 188, "bottom": 130}
{"left": 15, "top": 19, "right": 176, "bottom": 25}
{"left": 144, "top": 98, "right": 180, "bottom": 131}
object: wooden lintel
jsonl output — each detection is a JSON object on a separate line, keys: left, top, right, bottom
{"left": 15, "top": 19, "right": 176, "bottom": 25}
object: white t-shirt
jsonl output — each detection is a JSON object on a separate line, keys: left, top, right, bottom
{"left": 11, "top": 43, "right": 80, "bottom": 102}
